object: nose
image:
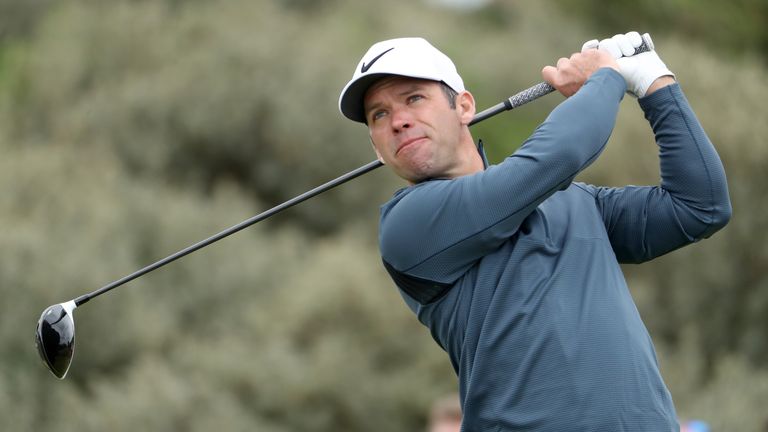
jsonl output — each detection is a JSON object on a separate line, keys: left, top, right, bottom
{"left": 390, "top": 107, "right": 412, "bottom": 133}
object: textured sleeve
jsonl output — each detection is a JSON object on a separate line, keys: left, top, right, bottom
{"left": 380, "top": 68, "right": 627, "bottom": 283}
{"left": 588, "top": 83, "right": 732, "bottom": 263}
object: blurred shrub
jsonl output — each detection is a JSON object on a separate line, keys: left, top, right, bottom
{"left": 2, "top": 0, "right": 394, "bottom": 234}
{"left": 0, "top": 0, "right": 53, "bottom": 41}
{"left": 550, "top": 0, "right": 768, "bottom": 62}
{"left": 0, "top": 0, "right": 586, "bottom": 234}
{"left": 0, "top": 143, "right": 454, "bottom": 431}
{"left": 2, "top": 0, "right": 768, "bottom": 430}
{"left": 658, "top": 342, "right": 768, "bottom": 431}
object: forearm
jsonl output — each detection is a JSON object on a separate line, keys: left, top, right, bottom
{"left": 381, "top": 69, "right": 626, "bottom": 279}
{"left": 434, "top": 66, "right": 627, "bottom": 244}
{"left": 640, "top": 83, "right": 731, "bottom": 239}
{"left": 520, "top": 67, "right": 626, "bottom": 173}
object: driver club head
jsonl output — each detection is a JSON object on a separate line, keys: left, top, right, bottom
{"left": 35, "top": 300, "right": 76, "bottom": 379}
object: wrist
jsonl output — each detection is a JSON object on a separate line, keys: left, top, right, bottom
{"left": 644, "top": 75, "right": 676, "bottom": 96}
{"left": 587, "top": 67, "right": 628, "bottom": 99}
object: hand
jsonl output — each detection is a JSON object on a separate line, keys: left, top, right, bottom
{"left": 583, "top": 32, "right": 675, "bottom": 97}
{"left": 541, "top": 49, "right": 619, "bottom": 97}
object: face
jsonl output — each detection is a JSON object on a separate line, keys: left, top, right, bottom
{"left": 363, "top": 76, "right": 479, "bottom": 183}
{"left": 429, "top": 419, "right": 462, "bottom": 432}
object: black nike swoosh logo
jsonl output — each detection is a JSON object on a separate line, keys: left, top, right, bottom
{"left": 361, "top": 47, "right": 394, "bottom": 73}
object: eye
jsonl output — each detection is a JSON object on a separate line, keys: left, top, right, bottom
{"left": 370, "top": 109, "right": 387, "bottom": 122}
{"left": 407, "top": 94, "right": 424, "bottom": 104}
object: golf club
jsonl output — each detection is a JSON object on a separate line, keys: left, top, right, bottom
{"left": 35, "top": 35, "right": 653, "bottom": 379}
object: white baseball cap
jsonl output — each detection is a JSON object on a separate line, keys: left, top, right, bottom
{"left": 338, "top": 37, "right": 466, "bottom": 123}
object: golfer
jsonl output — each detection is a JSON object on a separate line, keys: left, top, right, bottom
{"left": 338, "top": 33, "right": 731, "bottom": 431}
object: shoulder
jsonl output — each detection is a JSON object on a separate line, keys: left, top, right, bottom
{"left": 380, "top": 179, "right": 452, "bottom": 222}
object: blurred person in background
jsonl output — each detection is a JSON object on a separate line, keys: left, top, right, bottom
{"left": 680, "top": 419, "right": 711, "bottom": 432}
{"left": 427, "top": 393, "right": 462, "bottom": 432}
{"left": 338, "top": 32, "right": 731, "bottom": 431}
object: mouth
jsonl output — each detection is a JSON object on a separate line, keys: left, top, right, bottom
{"left": 396, "top": 136, "right": 427, "bottom": 155}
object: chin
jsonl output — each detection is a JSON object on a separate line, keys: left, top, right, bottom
{"left": 405, "top": 164, "right": 439, "bottom": 183}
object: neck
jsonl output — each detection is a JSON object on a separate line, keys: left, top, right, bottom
{"left": 451, "top": 130, "right": 485, "bottom": 177}
{"left": 409, "top": 130, "right": 483, "bottom": 185}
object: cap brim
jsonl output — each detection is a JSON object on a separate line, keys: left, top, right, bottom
{"left": 339, "top": 73, "right": 392, "bottom": 123}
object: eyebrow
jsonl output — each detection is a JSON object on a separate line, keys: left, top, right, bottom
{"left": 365, "top": 83, "right": 427, "bottom": 118}
{"left": 397, "top": 84, "right": 425, "bottom": 96}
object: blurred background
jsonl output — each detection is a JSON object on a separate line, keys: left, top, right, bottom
{"left": 1, "top": 0, "right": 767, "bottom": 430}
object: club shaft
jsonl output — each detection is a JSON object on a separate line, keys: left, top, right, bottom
{"left": 75, "top": 159, "right": 384, "bottom": 306}
{"left": 74, "top": 34, "right": 654, "bottom": 306}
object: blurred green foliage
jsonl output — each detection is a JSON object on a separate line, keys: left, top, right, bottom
{"left": 552, "top": 0, "right": 768, "bottom": 63}
{"left": 0, "top": 0, "right": 53, "bottom": 41}
{"left": 1, "top": 0, "right": 767, "bottom": 430}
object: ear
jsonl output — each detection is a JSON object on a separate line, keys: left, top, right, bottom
{"left": 456, "top": 91, "right": 476, "bottom": 126}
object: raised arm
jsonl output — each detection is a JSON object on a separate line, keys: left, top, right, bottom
{"left": 578, "top": 33, "right": 731, "bottom": 262}
{"left": 381, "top": 66, "right": 626, "bottom": 284}
{"left": 586, "top": 82, "right": 731, "bottom": 262}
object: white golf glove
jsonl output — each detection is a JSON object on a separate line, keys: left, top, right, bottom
{"left": 582, "top": 32, "right": 674, "bottom": 98}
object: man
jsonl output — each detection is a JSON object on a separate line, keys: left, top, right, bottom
{"left": 428, "top": 393, "right": 462, "bottom": 432}
{"left": 338, "top": 33, "right": 731, "bottom": 431}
